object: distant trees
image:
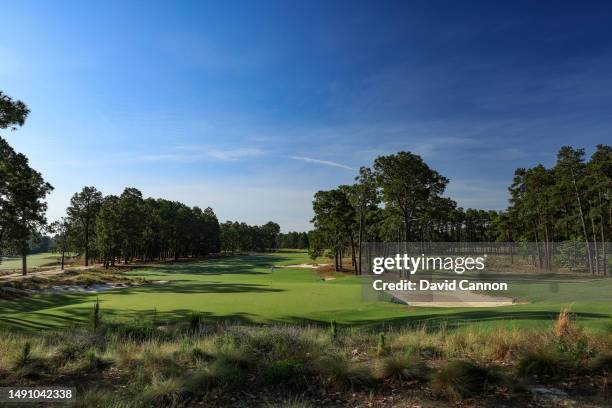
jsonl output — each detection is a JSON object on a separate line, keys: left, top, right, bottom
{"left": 219, "top": 221, "right": 280, "bottom": 253}
{"left": 311, "top": 188, "right": 355, "bottom": 272}
{"left": 277, "top": 231, "right": 310, "bottom": 249}
{"left": 49, "top": 218, "right": 73, "bottom": 270}
{"left": 49, "top": 187, "right": 226, "bottom": 268}
{"left": 0, "top": 92, "right": 53, "bottom": 275}
{"left": 66, "top": 186, "right": 103, "bottom": 266}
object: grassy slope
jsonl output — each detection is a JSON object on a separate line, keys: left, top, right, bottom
{"left": 0, "top": 252, "right": 62, "bottom": 271}
{"left": 0, "top": 250, "right": 610, "bottom": 332}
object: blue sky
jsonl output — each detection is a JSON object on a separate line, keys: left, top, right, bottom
{"left": 1, "top": 1, "right": 611, "bottom": 231}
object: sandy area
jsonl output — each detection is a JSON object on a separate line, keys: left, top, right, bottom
{"left": 279, "top": 263, "right": 328, "bottom": 269}
{"left": 0, "top": 264, "right": 95, "bottom": 282}
{"left": 387, "top": 288, "right": 515, "bottom": 308}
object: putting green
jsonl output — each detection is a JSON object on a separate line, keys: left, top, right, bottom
{"left": 1, "top": 250, "right": 611, "bottom": 332}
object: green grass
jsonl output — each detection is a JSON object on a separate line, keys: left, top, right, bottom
{"left": 0, "top": 252, "right": 66, "bottom": 272}
{"left": 0, "top": 250, "right": 611, "bottom": 332}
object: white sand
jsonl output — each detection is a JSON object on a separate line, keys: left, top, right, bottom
{"left": 388, "top": 289, "right": 515, "bottom": 308}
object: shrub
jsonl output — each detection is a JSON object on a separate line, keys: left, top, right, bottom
{"left": 314, "top": 355, "right": 375, "bottom": 390}
{"left": 13, "top": 342, "right": 48, "bottom": 379}
{"left": 76, "top": 349, "right": 109, "bottom": 373}
{"left": 517, "top": 348, "right": 572, "bottom": 379}
{"left": 433, "top": 360, "right": 504, "bottom": 399}
{"left": 140, "top": 377, "right": 185, "bottom": 407}
{"left": 55, "top": 342, "right": 89, "bottom": 366}
{"left": 14, "top": 341, "right": 32, "bottom": 368}
{"left": 208, "top": 356, "right": 247, "bottom": 387}
{"left": 141, "top": 350, "right": 183, "bottom": 381}
{"left": 243, "top": 328, "right": 312, "bottom": 363}
{"left": 554, "top": 307, "right": 590, "bottom": 359}
{"left": 263, "top": 359, "right": 307, "bottom": 386}
{"left": 191, "top": 347, "right": 212, "bottom": 362}
{"left": 182, "top": 369, "right": 211, "bottom": 397}
{"left": 377, "top": 353, "right": 429, "bottom": 382}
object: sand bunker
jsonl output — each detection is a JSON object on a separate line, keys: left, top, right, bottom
{"left": 279, "top": 264, "right": 327, "bottom": 269}
{"left": 388, "top": 289, "right": 515, "bottom": 308}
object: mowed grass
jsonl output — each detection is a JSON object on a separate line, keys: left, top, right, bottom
{"left": 0, "top": 252, "right": 63, "bottom": 272}
{"left": 1, "top": 250, "right": 611, "bottom": 332}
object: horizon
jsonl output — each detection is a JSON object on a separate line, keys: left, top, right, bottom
{"left": 2, "top": 1, "right": 611, "bottom": 231}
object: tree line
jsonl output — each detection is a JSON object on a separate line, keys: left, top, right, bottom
{"left": 310, "top": 148, "right": 611, "bottom": 274}
{"left": 219, "top": 221, "right": 280, "bottom": 253}
{"left": 277, "top": 231, "right": 310, "bottom": 249}
{"left": 50, "top": 186, "right": 223, "bottom": 269}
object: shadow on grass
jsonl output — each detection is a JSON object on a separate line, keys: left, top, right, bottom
{"left": 130, "top": 254, "right": 289, "bottom": 277}
{"left": 279, "top": 309, "right": 610, "bottom": 331}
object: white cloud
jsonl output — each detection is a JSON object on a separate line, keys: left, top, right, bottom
{"left": 207, "top": 147, "right": 264, "bottom": 161}
{"left": 133, "top": 147, "right": 265, "bottom": 163}
{"left": 289, "top": 155, "right": 356, "bottom": 171}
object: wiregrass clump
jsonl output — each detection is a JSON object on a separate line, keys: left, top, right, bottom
{"left": 377, "top": 353, "right": 429, "bottom": 382}
{"left": 432, "top": 360, "right": 505, "bottom": 400}
{"left": 517, "top": 347, "right": 573, "bottom": 379}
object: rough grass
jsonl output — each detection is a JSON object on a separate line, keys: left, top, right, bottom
{"left": 432, "top": 360, "right": 506, "bottom": 400}
{"left": 0, "top": 314, "right": 610, "bottom": 406}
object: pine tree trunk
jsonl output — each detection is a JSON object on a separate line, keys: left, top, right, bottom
{"left": 591, "top": 210, "right": 599, "bottom": 274}
{"left": 21, "top": 252, "right": 27, "bottom": 276}
{"left": 334, "top": 249, "right": 339, "bottom": 272}
{"left": 357, "top": 208, "right": 364, "bottom": 275}
{"left": 570, "top": 167, "right": 593, "bottom": 273}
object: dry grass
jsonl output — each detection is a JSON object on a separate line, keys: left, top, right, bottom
{"left": 0, "top": 308, "right": 610, "bottom": 406}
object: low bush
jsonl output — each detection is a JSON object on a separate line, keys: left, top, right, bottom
{"left": 432, "top": 360, "right": 504, "bottom": 400}
{"left": 263, "top": 358, "right": 308, "bottom": 386}
{"left": 313, "top": 355, "right": 376, "bottom": 390}
{"left": 140, "top": 377, "right": 185, "bottom": 407}
{"left": 517, "top": 347, "right": 572, "bottom": 379}
{"left": 377, "top": 353, "right": 429, "bottom": 382}
{"left": 208, "top": 355, "right": 248, "bottom": 387}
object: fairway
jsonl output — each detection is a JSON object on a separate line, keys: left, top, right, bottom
{"left": 1, "top": 250, "right": 611, "bottom": 332}
{"left": 0, "top": 252, "right": 63, "bottom": 272}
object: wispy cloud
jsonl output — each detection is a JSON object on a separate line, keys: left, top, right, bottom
{"left": 134, "top": 147, "right": 265, "bottom": 163}
{"left": 207, "top": 147, "right": 264, "bottom": 161}
{"left": 289, "top": 156, "right": 356, "bottom": 171}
